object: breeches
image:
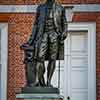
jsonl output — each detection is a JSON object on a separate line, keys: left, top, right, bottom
{"left": 38, "top": 31, "right": 58, "bottom": 61}
{"left": 35, "top": 31, "right": 58, "bottom": 85}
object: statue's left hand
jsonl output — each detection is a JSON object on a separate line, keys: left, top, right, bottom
{"left": 62, "top": 32, "right": 67, "bottom": 40}
{"left": 59, "top": 32, "right": 67, "bottom": 41}
{"left": 20, "top": 42, "right": 34, "bottom": 51}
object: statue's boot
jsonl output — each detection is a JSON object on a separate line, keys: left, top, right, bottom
{"left": 39, "top": 76, "right": 46, "bottom": 86}
{"left": 27, "top": 78, "right": 45, "bottom": 87}
{"left": 47, "top": 60, "right": 56, "bottom": 87}
{"left": 28, "top": 81, "right": 40, "bottom": 87}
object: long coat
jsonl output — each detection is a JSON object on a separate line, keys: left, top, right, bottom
{"left": 28, "top": 3, "right": 68, "bottom": 60}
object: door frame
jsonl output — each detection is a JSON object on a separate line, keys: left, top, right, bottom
{"left": 0, "top": 23, "right": 8, "bottom": 100}
{"left": 64, "top": 22, "right": 96, "bottom": 100}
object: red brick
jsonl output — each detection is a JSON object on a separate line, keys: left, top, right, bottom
{"left": 0, "top": 0, "right": 100, "bottom": 4}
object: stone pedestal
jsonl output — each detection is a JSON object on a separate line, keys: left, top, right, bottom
{"left": 16, "top": 87, "right": 64, "bottom": 100}
{"left": 16, "top": 93, "right": 64, "bottom": 100}
{"left": 21, "top": 87, "right": 59, "bottom": 94}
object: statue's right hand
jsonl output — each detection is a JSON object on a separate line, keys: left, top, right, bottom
{"left": 20, "top": 42, "right": 35, "bottom": 50}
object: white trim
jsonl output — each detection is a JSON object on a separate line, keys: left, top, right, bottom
{"left": 0, "top": 4, "right": 99, "bottom": 13}
{"left": 0, "top": 23, "right": 8, "bottom": 100}
{"left": 64, "top": 22, "right": 96, "bottom": 100}
{"left": 64, "top": 4, "right": 100, "bottom": 12}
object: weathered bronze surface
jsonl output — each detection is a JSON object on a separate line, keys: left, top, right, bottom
{"left": 21, "top": 0, "right": 67, "bottom": 89}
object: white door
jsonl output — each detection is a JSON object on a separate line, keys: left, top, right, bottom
{"left": 51, "top": 23, "right": 96, "bottom": 100}
{"left": 65, "top": 31, "right": 88, "bottom": 100}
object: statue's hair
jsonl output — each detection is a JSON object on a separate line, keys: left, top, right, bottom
{"left": 40, "top": 0, "right": 62, "bottom": 4}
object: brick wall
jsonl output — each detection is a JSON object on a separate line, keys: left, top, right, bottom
{"left": 8, "top": 14, "right": 35, "bottom": 100}
{"left": 0, "top": 0, "right": 100, "bottom": 4}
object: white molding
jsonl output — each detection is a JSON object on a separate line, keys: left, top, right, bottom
{"left": 65, "top": 4, "right": 100, "bottom": 12}
{"left": 0, "top": 4, "right": 99, "bottom": 13}
{"left": 64, "top": 22, "right": 96, "bottom": 100}
{"left": 0, "top": 23, "right": 8, "bottom": 100}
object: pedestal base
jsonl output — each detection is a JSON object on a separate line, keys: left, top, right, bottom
{"left": 16, "top": 93, "right": 64, "bottom": 99}
{"left": 21, "top": 87, "right": 59, "bottom": 94}
{"left": 16, "top": 87, "right": 64, "bottom": 100}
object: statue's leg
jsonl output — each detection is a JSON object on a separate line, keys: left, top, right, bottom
{"left": 47, "top": 32, "right": 58, "bottom": 86}
{"left": 35, "top": 33, "right": 48, "bottom": 86}
{"left": 35, "top": 61, "right": 45, "bottom": 86}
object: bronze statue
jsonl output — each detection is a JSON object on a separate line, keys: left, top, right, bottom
{"left": 21, "top": 0, "right": 67, "bottom": 87}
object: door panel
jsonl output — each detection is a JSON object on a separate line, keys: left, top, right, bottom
{"left": 69, "top": 32, "right": 88, "bottom": 100}
{"left": 72, "top": 92, "right": 88, "bottom": 100}
{"left": 72, "top": 70, "right": 88, "bottom": 89}
{"left": 71, "top": 33, "right": 88, "bottom": 51}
